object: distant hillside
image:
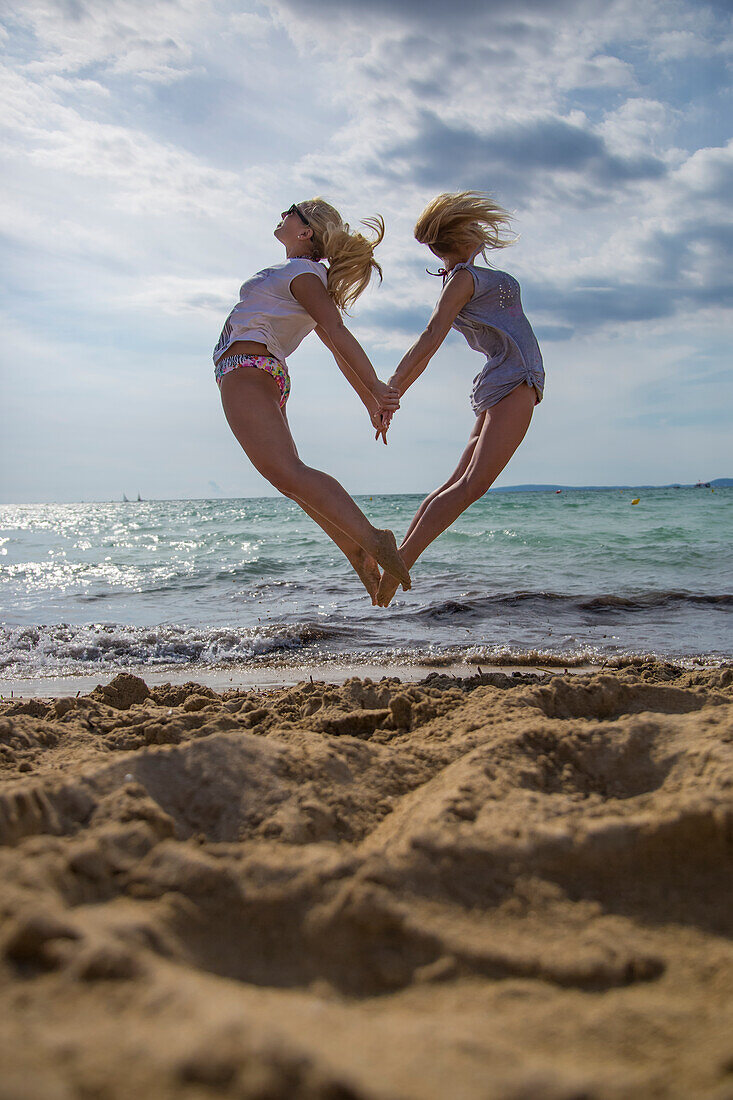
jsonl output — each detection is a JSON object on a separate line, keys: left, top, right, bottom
{"left": 493, "top": 479, "right": 732, "bottom": 492}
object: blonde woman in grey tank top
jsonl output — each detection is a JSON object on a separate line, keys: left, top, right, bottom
{"left": 376, "top": 191, "right": 544, "bottom": 607}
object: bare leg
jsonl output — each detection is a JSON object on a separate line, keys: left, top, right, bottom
{"left": 220, "top": 368, "right": 410, "bottom": 589}
{"left": 277, "top": 404, "right": 380, "bottom": 603}
{"left": 377, "top": 383, "right": 535, "bottom": 606}
{"left": 283, "top": 492, "right": 381, "bottom": 602}
{"left": 372, "top": 418, "right": 483, "bottom": 604}
{"left": 401, "top": 414, "right": 485, "bottom": 544}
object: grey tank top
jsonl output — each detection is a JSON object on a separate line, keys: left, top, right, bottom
{"left": 448, "top": 262, "right": 543, "bottom": 378}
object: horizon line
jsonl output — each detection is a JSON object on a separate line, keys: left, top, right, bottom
{"left": 1, "top": 478, "right": 731, "bottom": 506}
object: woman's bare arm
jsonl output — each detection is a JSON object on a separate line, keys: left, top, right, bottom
{"left": 315, "top": 326, "right": 389, "bottom": 443}
{"left": 388, "top": 270, "right": 474, "bottom": 396}
{"left": 314, "top": 325, "right": 376, "bottom": 409}
{"left": 291, "top": 273, "right": 398, "bottom": 411}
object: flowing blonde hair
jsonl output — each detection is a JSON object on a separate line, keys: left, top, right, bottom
{"left": 298, "top": 197, "right": 384, "bottom": 312}
{"left": 413, "top": 191, "right": 515, "bottom": 260}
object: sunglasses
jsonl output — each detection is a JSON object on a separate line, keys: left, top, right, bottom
{"left": 282, "top": 203, "right": 310, "bottom": 226}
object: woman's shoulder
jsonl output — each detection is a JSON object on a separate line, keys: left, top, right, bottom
{"left": 286, "top": 256, "right": 328, "bottom": 283}
{"left": 445, "top": 262, "right": 480, "bottom": 299}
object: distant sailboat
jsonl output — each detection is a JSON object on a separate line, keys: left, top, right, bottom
{"left": 137, "top": 492, "right": 143, "bottom": 502}
{"left": 122, "top": 493, "right": 129, "bottom": 502}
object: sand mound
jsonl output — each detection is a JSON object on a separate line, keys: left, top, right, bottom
{"left": 1, "top": 664, "right": 732, "bottom": 1098}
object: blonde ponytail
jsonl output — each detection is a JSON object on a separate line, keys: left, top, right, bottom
{"left": 413, "top": 191, "right": 516, "bottom": 259}
{"left": 298, "top": 198, "right": 384, "bottom": 312}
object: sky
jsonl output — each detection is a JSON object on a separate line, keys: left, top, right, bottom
{"left": 1, "top": 0, "right": 731, "bottom": 503}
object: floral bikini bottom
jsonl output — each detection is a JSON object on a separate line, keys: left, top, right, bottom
{"left": 214, "top": 353, "right": 291, "bottom": 407}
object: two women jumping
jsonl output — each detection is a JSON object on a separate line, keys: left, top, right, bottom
{"left": 214, "top": 191, "right": 544, "bottom": 606}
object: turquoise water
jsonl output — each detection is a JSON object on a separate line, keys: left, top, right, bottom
{"left": 1, "top": 488, "right": 731, "bottom": 678}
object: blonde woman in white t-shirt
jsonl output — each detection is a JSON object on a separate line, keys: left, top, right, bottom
{"left": 214, "top": 198, "right": 410, "bottom": 599}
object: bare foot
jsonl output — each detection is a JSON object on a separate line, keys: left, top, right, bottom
{"left": 376, "top": 569, "right": 401, "bottom": 607}
{"left": 348, "top": 548, "right": 381, "bottom": 604}
{"left": 372, "top": 529, "right": 411, "bottom": 590}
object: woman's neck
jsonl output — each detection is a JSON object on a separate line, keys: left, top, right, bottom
{"left": 285, "top": 245, "right": 315, "bottom": 260}
{"left": 441, "top": 249, "right": 475, "bottom": 272}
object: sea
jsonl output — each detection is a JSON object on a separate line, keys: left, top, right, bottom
{"left": 1, "top": 488, "right": 731, "bottom": 690}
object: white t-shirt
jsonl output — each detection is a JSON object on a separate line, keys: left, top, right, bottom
{"left": 213, "top": 257, "right": 329, "bottom": 365}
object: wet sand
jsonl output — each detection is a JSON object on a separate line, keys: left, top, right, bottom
{"left": 0, "top": 656, "right": 602, "bottom": 699}
{"left": 1, "top": 662, "right": 732, "bottom": 1099}
{"left": 0, "top": 660, "right": 504, "bottom": 700}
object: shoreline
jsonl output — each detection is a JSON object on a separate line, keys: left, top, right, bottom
{"left": 1, "top": 651, "right": 727, "bottom": 699}
{"left": 1, "top": 659, "right": 591, "bottom": 698}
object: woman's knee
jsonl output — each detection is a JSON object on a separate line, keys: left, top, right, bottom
{"left": 260, "top": 458, "right": 306, "bottom": 495}
{"left": 459, "top": 472, "right": 491, "bottom": 506}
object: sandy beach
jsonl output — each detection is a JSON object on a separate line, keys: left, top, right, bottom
{"left": 1, "top": 662, "right": 732, "bottom": 1099}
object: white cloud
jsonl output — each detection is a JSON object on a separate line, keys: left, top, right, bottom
{"left": 5, "top": 0, "right": 201, "bottom": 80}
{"left": 229, "top": 11, "right": 271, "bottom": 37}
{"left": 0, "top": 68, "right": 257, "bottom": 215}
{"left": 127, "top": 274, "right": 236, "bottom": 316}
{"left": 598, "top": 98, "right": 678, "bottom": 159}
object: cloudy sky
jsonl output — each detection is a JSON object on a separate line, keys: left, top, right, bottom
{"left": 1, "top": 0, "right": 731, "bottom": 503}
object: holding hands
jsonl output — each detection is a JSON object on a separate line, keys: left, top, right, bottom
{"left": 369, "top": 379, "right": 400, "bottom": 445}
{"left": 372, "top": 407, "right": 395, "bottom": 443}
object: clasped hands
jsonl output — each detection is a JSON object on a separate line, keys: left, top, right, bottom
{"left": 370, "top": 379, "right": 400, "bottom": 445}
